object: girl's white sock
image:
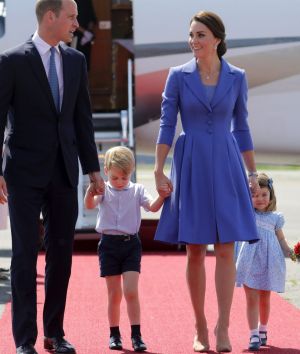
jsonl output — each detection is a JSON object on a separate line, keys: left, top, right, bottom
{"left": 259, "top": 324, "right": 267, "bottom": 332}
{"left": 250, "top": 328, "right": 260, "bottom": 342}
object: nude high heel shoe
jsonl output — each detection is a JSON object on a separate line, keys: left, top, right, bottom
{"left": 214, "top": 325, "right": 232, "bottom": 353}
{"left": 193, "top": 329, "right": 210, "bottom": 352}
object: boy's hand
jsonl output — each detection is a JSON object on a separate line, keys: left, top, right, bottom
{"left": 89, "top": 180, "right": 105, "bottom": 196}
{"left": 159, "top": 183, "right": 172, "bottom": 198}
{"left": 88, "top": 172, "right": 105, "bottom": 195}
{"left": 86, "top": 184, "right": 97, "bottom": 197}
{"left": 155, "top": 172, "right": 173, "bottom": 198}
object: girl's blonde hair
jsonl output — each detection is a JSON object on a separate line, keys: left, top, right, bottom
{"left": 257, "top": 172, "right": 276, "bottom": 211}
{"left": 104, "top": 146, "right": 135, "bottom": 175}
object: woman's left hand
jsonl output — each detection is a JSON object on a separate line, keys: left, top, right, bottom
{"left": 155, "top": 171, "right": 173, "bottom": 198}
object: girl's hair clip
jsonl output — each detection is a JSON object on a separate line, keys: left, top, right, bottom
{"left": 267, "top": 178, "right": 273, "bottom": 189}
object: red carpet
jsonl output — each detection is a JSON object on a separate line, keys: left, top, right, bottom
{"left": 0, "top": 252, "right": 299, "bottom": 353}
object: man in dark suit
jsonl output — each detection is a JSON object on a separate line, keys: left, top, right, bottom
{"left": 0, "top": 1, "right": 104, "bottom": 353}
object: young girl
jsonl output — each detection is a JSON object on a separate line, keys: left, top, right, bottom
{"left": 235, "top": 173, "right": 294, "bottom": 351}
{"left": 84, "top": 146, "right": 168, "bottom": 352}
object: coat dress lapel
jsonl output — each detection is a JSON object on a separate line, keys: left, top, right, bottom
{"left": 182, "top": 57, "right": 236, "bottom": 111}
{"left": 211, "top": 58, "right": 235, "bottom": 108}
{"left": 183, "top": 58, "right": 212, "bottom": 111}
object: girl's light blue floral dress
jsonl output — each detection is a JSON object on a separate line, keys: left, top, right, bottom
{"left": 235, "top": 211, "right": 286, "bottom": 293}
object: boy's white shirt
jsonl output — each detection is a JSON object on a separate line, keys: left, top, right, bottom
{"left": 95, "top": 181, "right": 152, "bottom": 235}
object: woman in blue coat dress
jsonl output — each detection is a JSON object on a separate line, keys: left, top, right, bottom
{"left": 154, "top": 11, "right": 259, "bottom": 352}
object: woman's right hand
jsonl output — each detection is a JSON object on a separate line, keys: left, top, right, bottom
{"left": 154, "top": 171, "right": 173, "bottom": 198}
{"left": 249, "top": 175, "right": 260, "bottom": 194}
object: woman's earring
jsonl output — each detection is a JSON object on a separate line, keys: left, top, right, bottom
{"left": 214, "top": 44, "right": 218, "bottom": 50}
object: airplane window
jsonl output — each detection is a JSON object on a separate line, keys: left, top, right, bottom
{"left": 0, "top": 0, "right": 5, "bottom": 38}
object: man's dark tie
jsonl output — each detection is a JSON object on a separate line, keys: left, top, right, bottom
{"left": 49, "top": 47, "right": 60, "bottom": 111}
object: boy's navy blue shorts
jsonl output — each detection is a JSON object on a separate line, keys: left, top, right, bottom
{"left": 98, "top": 234, "right": 142, "bottom": 277}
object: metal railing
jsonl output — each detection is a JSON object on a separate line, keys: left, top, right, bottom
{"left": 127, "top": 58, "right": 134, "bottom": 148}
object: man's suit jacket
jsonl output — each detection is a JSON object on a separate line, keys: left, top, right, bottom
{"left": 0, "top": 38, "right": 99, "bottom": 188}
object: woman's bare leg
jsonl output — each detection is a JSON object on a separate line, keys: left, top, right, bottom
{"left": 214, "top": 242, "right": 235, "bottom": 351}
{"left": 186, "top": 244, "right": 209, "bottom": 351}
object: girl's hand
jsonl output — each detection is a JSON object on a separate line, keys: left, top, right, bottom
{"left": 154, "top": 171, "right": 173, "bottom": 198}
{"left": 289, "top": 248, "right": 297, "bottom": 262}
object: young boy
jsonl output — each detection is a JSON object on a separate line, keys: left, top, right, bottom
{"left": 84, "top": 146, "right": 168, "bottom": 352}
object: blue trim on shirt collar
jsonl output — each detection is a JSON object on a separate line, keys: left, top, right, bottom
{"left": 106, "top": 181, "right": 133, "bottom": 191}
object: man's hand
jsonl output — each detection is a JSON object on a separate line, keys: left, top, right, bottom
{"left": 0, "top": 176, "right": 8, "bottom": 204}
{"left": 88, "top": 172, "right": 105, "bottom": 195}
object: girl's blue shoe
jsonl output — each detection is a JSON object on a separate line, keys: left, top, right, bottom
{"left": 248, "top": 335, "right": 261, "bottom": 351}
{"left": 259, "top": 331, "right": 267, "bottom": 346}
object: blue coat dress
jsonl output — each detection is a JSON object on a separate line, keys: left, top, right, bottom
{"left": 155, "top": 58, "right": 259, "bottom": 245}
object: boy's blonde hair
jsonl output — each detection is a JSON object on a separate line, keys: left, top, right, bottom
{"left": 104, "top": 146, "right": 135, "bottom": 175}
{"left": 257, "top": 172, "right": 277, "bottom": 211}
